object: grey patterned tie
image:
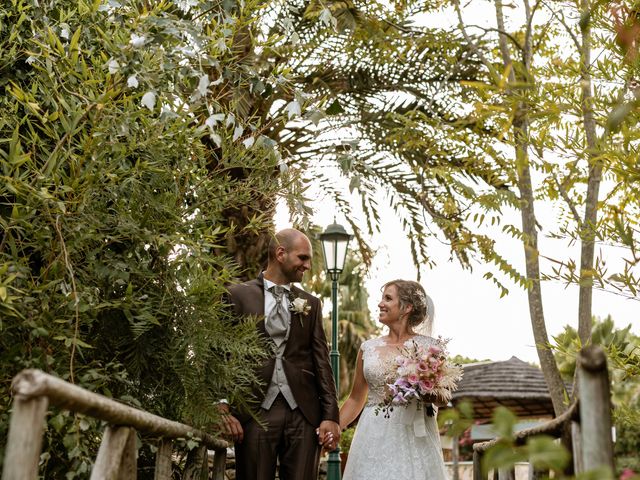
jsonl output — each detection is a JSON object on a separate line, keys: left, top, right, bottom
{"left": 266, "top": 285, "right": 288, "bottom": 345}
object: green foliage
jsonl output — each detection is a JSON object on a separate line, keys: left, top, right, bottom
{"left": 450, "top": 354, "right": 490, "bottom": 365}
{"left": 446, "top": 0, "right": 640, "bottom": 298}
{"left": 339, "top": 426, "right": 355, "bottom": 454}
{"left": 253, "top": 0, "right": 509, "bottom": 272}
{"left": 482, "top": 407, "right": 571, "bottom": 478}
{"left": 0, "top": 0, "right": 291, "bottom": 476}
{"left": 439, "top": 399, "right": 475, "bottom": 437}
{"left": 552, "top": 317, "right": 640, "bottom": 473}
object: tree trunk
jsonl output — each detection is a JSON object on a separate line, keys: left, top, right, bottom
{"left": 576, "top": 0, "right": 601, "bottom": 347}
{"left": 494, "top": 0, "right": 568, "bottom": 414}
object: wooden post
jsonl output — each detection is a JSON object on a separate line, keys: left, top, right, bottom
{"left": 571, "top": 421, "right": 583, "bottom": 474}
{"left": 473, "top": 449, "right": 487, "bottom": 480}
{"left": 211, "top": 448, "right": 226, "bottom": 480}
{"left": 1, "top": 395, "right": 49, "bottom": 480}
{"left": 577, "top": 346, "right": 614, "bottom": 473}
{"left": 183, "top": 445, "right": 208, "bottom": 480}
{"left": 154, "top": 440, "right": 173, "bottom": 480}
{"left": 120, "top": 427, "right": 137, "bottom": 480}
{"left": 451, "top": 434, "right": 459, "bottom": 480}
{"left": 498, "top": 467, "right": 514, "bottom": 480}
{"left": 9, "top": 370, "right": 227, "bottom": 451}
{"left": 530, "top": 465, "right": 549, "bottom": 480}
{"left": 91, "top": 426, "right": 135, "bottom": 480}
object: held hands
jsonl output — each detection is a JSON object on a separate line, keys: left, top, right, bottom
{"left": 218, "top": 403, "right": 244, "bottom": 443}
{"left": 316, "top": 420, "right": 341, "bottom": 453}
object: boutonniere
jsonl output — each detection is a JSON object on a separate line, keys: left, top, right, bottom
{"left": 288, "top": 293, "right": 311, "bottom": 326}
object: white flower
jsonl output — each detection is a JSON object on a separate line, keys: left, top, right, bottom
{"left": 205, "top": 114, "right": 225, "bottom": 129}
{"left": 197, "top": 74, "right": 209, "bottom": 97}
{"left": 290, "top": 297, "right": 310, "bottom": 317}
{"left": 209, "top": 132, "right": 222, "bottom": 147}
{"left": 319, "top": 8, "right": 337, "bottom": 30}
{"left": 141, "top": 91, "right": 156, "bottom": 110}
{"left": 232, "top": 125, "right": 243, "bottom": 142}
{"left": 285, "top": 100, "right": 301, "bottom": 119}
{"left": 127, "top": 74, "right": 139, "bottom": 88}
{"left": 107, "top": 59, "right": 120, "bottom": 74}
{"left": 130, "top": 33, "right": 146, "bottom": 48}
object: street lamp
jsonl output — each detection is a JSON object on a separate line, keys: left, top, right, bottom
{"left": 319, "top": 220, "right": 352, "bottom": 480}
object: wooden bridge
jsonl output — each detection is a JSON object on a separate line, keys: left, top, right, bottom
{"left": 1, "top": 345, "right": 617, "bottom": 479}
{"left": 1, "top": 369, "right": 228, "bottom": 479}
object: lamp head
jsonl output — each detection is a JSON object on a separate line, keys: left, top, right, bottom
{"left": 319, "top": 221, "right": 352, "bottom": 280}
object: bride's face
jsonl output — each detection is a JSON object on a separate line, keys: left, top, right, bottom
{"left": 378, "top": 285, "right": 404, "bottom": 325}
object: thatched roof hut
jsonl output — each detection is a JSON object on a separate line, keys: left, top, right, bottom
{"left": 446, "top": 356, "right": 560, "bottom": 420}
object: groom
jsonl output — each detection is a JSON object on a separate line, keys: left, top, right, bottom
{"left": 221, "top": 228, "right": 341, "bottom": 480}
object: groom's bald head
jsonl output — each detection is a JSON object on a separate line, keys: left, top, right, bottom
{"left": 268, "top": 229, "right": 310, "bottom": 261}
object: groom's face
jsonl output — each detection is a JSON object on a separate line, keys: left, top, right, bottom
{"left": 279, "top": 236, "right": 312, "bottom": 283}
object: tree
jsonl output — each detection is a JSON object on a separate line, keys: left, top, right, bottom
{"left": 0, "top": 0, "right": 293, "bottom": 475}
{"left": 445, "top": 0, "right": 640, "bottom": 419}
{"left": 204, "top": 0, "right": 512, "bottom": 273}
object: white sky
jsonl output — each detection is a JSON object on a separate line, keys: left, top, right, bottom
{"left": 276, "top": 194, "right": 639, "bottom": 364}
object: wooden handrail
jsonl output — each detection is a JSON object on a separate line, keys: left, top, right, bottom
{"left": 473, "top": 400, "right": 579, "bottom": 453}
{"left": 2, "top": 369, "right": 229, "bottom": 480}
{"left": 471, "top": 346, "right": 615, "bottom": 480}
{"left": 10, "top": 369, "right": 227, "bottom": 449}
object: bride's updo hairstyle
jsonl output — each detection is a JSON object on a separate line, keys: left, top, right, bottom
{"left": 382, "top": 279, "right": 430, "bottom": 329}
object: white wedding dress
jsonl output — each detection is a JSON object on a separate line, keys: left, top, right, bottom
{"left": 342, "top": 335, "right": 449, "bottom": 480}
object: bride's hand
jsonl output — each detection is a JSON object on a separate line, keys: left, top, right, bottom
{"left": 316, "top": 420, "right": 340, "bottom": 451}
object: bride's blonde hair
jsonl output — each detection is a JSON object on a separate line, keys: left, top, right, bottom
{"left": 382, "top": 280, "right": 434, "bottom": 334}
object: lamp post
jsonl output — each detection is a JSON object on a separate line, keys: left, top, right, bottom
{"left": 319, "top": 221, "right": 352, "bottom": 480}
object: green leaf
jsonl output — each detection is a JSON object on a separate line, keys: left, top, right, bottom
{"left": 526, "top": 435, "right": 570, "bottom": 471}
{"left": 607, "top": 103, "right": 634, "bottom": 132}
{"left": 326, "top": 99, "right": 344, "bottom": 115}
{"left": 491, "top": 407, "right": 517, "bottom": 439}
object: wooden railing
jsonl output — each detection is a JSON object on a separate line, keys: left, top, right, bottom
{"left": 472, "top": 345, "right": 615, "bottom": 480}
{"left": 1, "top": 369, "right": 229, "bottom": 480}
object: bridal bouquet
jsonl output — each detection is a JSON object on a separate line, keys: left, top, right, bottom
{"left": 377, "top": 338, "right": 463, "bottom": 418}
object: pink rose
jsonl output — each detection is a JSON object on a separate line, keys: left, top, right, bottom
{"left": 419, "top": 379, "right": 433, "bottom": 393}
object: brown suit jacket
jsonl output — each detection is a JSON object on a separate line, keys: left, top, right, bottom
{"left": 226, "top": 275, "right": 339, "bottom": 427}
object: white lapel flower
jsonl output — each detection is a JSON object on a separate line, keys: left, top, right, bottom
{"left": 289, "top": 295, "right": 311, "bottom": 326}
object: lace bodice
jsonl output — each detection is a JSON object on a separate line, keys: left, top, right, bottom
{"left": 361, "top": 335, "right": 437, "bottom": 406}
{"left": 344, "top": 334, "right": 449, "bottom": 480}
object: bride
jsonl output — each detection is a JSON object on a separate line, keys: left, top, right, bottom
{"left": 339, "top": 279, "right": 450, "bottom": 480}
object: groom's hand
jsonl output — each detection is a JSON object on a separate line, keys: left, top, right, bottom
{"left": 316, "top": 420, "right": 340, "bottom": 451}
{"left": 218, "top": 403, "right": 244, "bottom": 443}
